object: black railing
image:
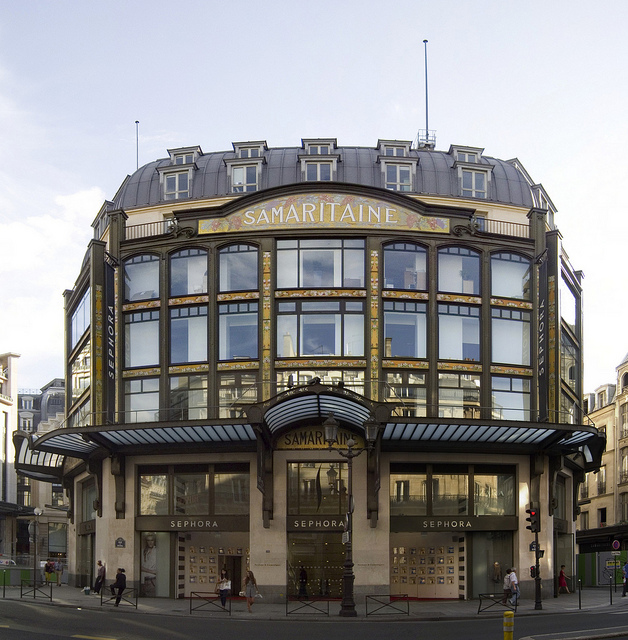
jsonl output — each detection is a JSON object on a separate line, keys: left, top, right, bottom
{"left": 365, "top": 594, "right": 410, "bottom": 616}
{"left": 286, "top": 595, "right": 331, "bottom": 616}
{"left": 189, "top": 591, "right": 231, "bottom": 615}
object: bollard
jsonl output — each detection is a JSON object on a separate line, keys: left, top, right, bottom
{"left": 578, "top": 578, "right": 582, "bottom": 610}
{"left": 503, "top": 610, "right": 514, "bottom": 640}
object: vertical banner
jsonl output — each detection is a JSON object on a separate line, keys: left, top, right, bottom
{"left": 537, "top": 259, "right": 548, "bottom": 421}
{"left": 105, "top": 262, "right": 116, "bottom": 424}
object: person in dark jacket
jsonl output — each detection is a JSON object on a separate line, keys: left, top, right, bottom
{"left": 110, "top": 568, "right": 126, "bottom": 606}
{"left": 93, "top": 560, "right": 106, "bottom": 594}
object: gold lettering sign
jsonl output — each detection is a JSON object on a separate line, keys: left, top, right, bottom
{"left": 276, "top": 427, "right": 365, "bottom": 450}
{"left": 199, "top": 193, "right": 449, "bottom": 235}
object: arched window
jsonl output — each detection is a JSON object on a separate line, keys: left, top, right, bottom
{"left": 170, "top": 249, "right": 208, "bottom": 296}
{"left": 124, "top": 254, "right": 159, "bottom": 302}
{"left": 383, "top": 242, "right": 427, "bottom": 290}
{"left": 491, "top": 252, "right": 531, "bottom": 300}
{"left": 438, "top": 247, "right": 480, "bottom": 295}
{"left": 219, "top": 244, "right": 258, "bottom": 292}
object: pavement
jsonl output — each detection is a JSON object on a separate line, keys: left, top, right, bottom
{"left": 3, "top": 583, "right": 628, "bottom": 628}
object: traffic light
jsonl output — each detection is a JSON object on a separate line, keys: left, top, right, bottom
{"left": 530, "top": 565, "right": 536, "bottom": 578}
{"left": 526, "top": 507, "right": 540, "bottom": 533}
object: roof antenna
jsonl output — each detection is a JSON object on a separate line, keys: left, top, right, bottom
{"left": 416, "top": 40, "right": 435, "bottom": 150}
{"left": 135, "top": 120, "right": 140, "bottom": 170}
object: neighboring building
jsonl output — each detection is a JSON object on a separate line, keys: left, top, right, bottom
{"left": 0, "top": 352, "right": 34, "bottom": 559}
{"left": 15, "top": 138, "right": 604, "bottom": 601}
{"left": 577, "top": 354, "right": 628, "bottom": 569}
{"left": 16, "top": 380, "right": 68, "bottom": 566}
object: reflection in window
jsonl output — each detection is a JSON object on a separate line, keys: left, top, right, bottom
{"left": 232, "top": 165, "right": 257, "bottom": 192}
{"left": 125, "top": 311, "right": 159, "bottom": 367}
{"left": 277, "top": 239, "right": 365, "bottom": 289}
{"left": 491, "top": 377, "right": 531, "bottom": 420}
{"left": 139, "top": 473, "right": 168, "bottom": 515}
{"left": 218, "top": 372, "right": 258, "bottom": 418}
{"left": 491, "top": 252, "right": 531, "bottom": 299}
{"left": 385, "top": 164, "right": 412, "bottom": 191}
{"left": 439, "top": 304, "right": 480, "bottom": 361}
{"left": 561, "top": 332, "right": 578, "bottom": 392}
{"left": 383, "top": 242, "right": 427, "bottom": 290}
{"left": 215, "top": 471, "right": 250, "bottom": 514}
{"left": 219, "top": 244, "right": 258, "bottom": 292}
{"left": 276, "top": 370, "right": 365, "bottom": 396}
{"left": 432, "top": 471, "right": 468, "bottom": 515}
{"left": 560, "top": 277, "right": 577, "bottom": 333}
{"left": 438, "top": 247, "right": 480, "bottom": 295}
{"left": 384, "top": 301, "right": 426, "bottom": 358}
{"left": 81, "top": 480, "right": 97, "bottom": 521}
{"left": 277, "top": 301, "right": 364, "bottom": 357}
{"left": 384, "top": 372, "right": 426, "bottom": 417}
{"left": 492, "top": 308, "right": 531, "bottom": 366}
{"left": 218, "top": 303, "right": 258, "bottom": 360}
{"left": 170, "top": 307, "right": 207, "bottom": 363}
{"left": 287, "top": 462, "right": 348, "bottom": 515}
{"left": 67, "top": 399, "right": 91, "bottom": 428}
{"left": 390, "top": 471, "right": 427, "bottom": 515}
{"left": 174, "top": 473, "right": 209, "bottom": 515}
{"left": 473, "top": 472, "right": 515, "bottom": 515}
{"left": 71, "top": 342, "right": 90, "bottom": 401}
{"left": 169, "top": 375, "right": 207, "bottom": 420}
{"left": 170, "top": 249, "right": 207, "bottom": 296}
{"left": 124, "top": 378, "right": 159, "bottom": 423}
{"left": 439, "top": 373, "right": 480, "bottom": 419}
{"left": 124, "top": 255, "right": 159, "bottom": 301}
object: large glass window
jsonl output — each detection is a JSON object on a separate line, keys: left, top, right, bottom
{"left": 439, "top": 304, "right": 480, "bottom": 361}
{"left": 169, "top": 375, "right": 207, "bottom": 420}
{"left": 170, "top": 306, "right": 207, "bottom": 364}
{"left": 390, "top": 469, "right": 427, "bottom": 515}
{"left": 305, "top": 162, "right": 332, "bottom": 181}
{"left": 124, "top": 255, "right": 159, "bottom": 302}
{"left": 277, "top": 300, "right": 364, "bottom": 357}
{"left": 81, "top": 479, "right": 97, "bottom": 522}
{"left": 139, "top": 472, "right": 168, "bottom": 515}
{"left": 125, "top": 311, "right": 159, "bottom": 367}
{"left": 473, "top": 469, "right": 515, "bottom": 515}
{"left": 383, "top": 301, "right": 427, "bottom": 358}
{"left": 232, "top": 165, "right": 257, "bottom": 192}
{"left": 560, "top": 332, "right": 578, "bottom": 392}
{"left": 71, "top": 342, "right": 90, "bottom": 401}
{"left": 218, "top": 372, "right": 258, "bottom": 418}
{"left": 175, "top": 472, "right": 209, "bottom": 515}
{"left": 287, "top": 462, "right": 348, "bottom": 515}
{"left": 170, "top": 249, "right": 208, "bottom": 296}
{"left": 438, "top": 373, "right": 481, "bottom": 418}
{"left": 383, "top": 242, "right": 427, "bottom": 290}
{"left": 491, "top": 376, "right": 531, "bottom": 420}
{"left": 491, "top": 308, "right": 531, "bottom": 366}
{"left": 219, "top": 244, "right": 258, "bottom": 292}
{"left": 491, "top": 252, "right": 531, "bottom": 300}
{"left": 560, "top": 277, "right": 577, "bottom": 334}
{"left": 385, "top": 164, "right": 412, "bottom": 191}
{"left": 384, "top": 371, "right": 427, "bottom": 417}
{"left": 125, "top": 378, "right": 159, "bottom": 423}
{"left": 215, "top": 469, "right": 249, "bottom": 515}
{"left": 277, "top": 239, "right": 365, "bottom": 289}
{"left": 71, "top": 289, "right": 90, "bottom": 350}
{"left": 438, "top": 247, "right": 480, "bottom": 295}
{"left": 461, "top": 170, "right": 487, "bottom": 198}
{"left": 276, "top": 370, "right": 365, "bottom": 395}
{"left": 218, "top": 302, "right": 258, "bottom": 360}
{"left": 164, "top": 171, "right": 189, "bottom": 199}
{"left": 432, "top": 470, "right": 468, "bottom": 515}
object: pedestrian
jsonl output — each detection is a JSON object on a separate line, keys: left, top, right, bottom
{"left": 502, "top": 567, "right": 512, "bottom": 604}
{"left": 622, "top": 560, "right": 628, "bottom": 597}
{"left": 44, "top": 560, "right": 55, "bottom": 584}
{"left": 54, "top": 559, "right": 63, "bottom": 586}
{"left": 110, "top": 567, "right": 126, "bottom": 607}
{"left": 509, "top": 568, "right": 519, "bottom": 605}
{"left": 217, "top": 568, "right": 231, "bottom": 608}
{"left": 243, "top": 570, "right": 259, "bottom": 613}
{"left": 298, "top": 565, "right": 308, "bottom": 598}
{"left": 558, "top": 565, "right": 570, "bottom": 594}
{"left": 93, "top": 560, "right": 106, "bottom": 594}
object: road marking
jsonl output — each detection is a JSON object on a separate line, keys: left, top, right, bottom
{"left": 72, "top": 636, "right": 118, "bottom": 640}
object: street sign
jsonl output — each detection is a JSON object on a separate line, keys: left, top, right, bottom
{"left": 342, "top": 531, "right": 350, "bottom": 544}
{"left": 612, "top": 539, "right": 621, "bottom": 550}
{"left": 611, "top": 551, "right": 621, "bottom": 556}
{"left": 529, "top": 541, "right": 537, "bottom": 551}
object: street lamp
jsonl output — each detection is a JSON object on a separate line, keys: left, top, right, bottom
{"left": 324, "top": 412, "right": 380, "bottom": 617}
{"left": 30, "top": 508, "right": 43, "bottom": 588}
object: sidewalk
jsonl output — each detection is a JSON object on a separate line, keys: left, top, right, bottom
{"left": 2, "top": 584, "right": 628, "bottom": 622}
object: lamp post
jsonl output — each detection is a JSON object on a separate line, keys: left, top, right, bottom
{"left": 324, "top": 413, "right": 380, "bottom": 617}
{"left": 30, "top": 508, "right": 43, "bottom": 588}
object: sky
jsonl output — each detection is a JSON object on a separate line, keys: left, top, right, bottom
{"left": 0, "top": 0, "right": 626, "bottom": 393}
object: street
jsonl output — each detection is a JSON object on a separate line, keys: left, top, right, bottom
{"left": 2, "top": 600, "right": 628, "bottom": 640}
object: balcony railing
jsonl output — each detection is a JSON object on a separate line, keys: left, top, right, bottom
{"left": 597, "top": 482, "right": 607, "bottom": 495}
{"left": 579, "top": 486, "right": 589, "bottom": 499}
{"left": 620, "top": 472, "right": 628, "bottom": 484}
{"left": 483, "top": 219, "right": 530, "bottom": 239}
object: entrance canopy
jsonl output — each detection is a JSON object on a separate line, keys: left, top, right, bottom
{"left": 14, "top": 382, "right": 604, "bottom": 480}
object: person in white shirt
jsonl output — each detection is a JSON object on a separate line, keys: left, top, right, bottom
{"left": 509, "top": 568, "right": 519, "bottom": 605}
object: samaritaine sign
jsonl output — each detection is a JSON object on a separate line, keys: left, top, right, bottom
{"left": 199, "top": 193, "right": 450, "bottom": 235}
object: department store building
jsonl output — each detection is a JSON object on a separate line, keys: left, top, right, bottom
{"left": 15, "top": 137, "right": 604, "bottom": 601}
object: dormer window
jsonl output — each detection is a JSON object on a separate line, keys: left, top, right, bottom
{"left": 451, "top": 145, "right": 491, "bottom": 200}
{"left": 232, "top": 141, "right": 267, "bottom": 159}
{"left": 158, "top": 146, "right": 201, "bottom": 201}
{"left": 164, "top": 172, "right": 189, "bottom": 200}
{"left": 309, "top": 145, "right": 329, "bottom": 155}
{"left": 174, "top": 152, "right": 194, "bottom": 165}
{"left": 378, "top": 139, "right": 412, "bottom": 157}
{"left": 299, "top": 140, "right": 339, "bottom": 182}
{"left": 167, "top": 146, "right": 202, "bottom": 165}
{"left": 384, "top": 146, "right": 406, "bottom": 157}
{"left": 302, "top": 138, "right": 337, "bottom": 155}
{"left": 226, "top": 142, "right": 267, "bottom": 193}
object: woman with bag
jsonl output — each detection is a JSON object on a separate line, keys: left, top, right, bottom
{"left": 217, "top": 568, "right": 231, "bottom": 608}
{"left": 243, "top": 570, "right": 259, "bottom": 613}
